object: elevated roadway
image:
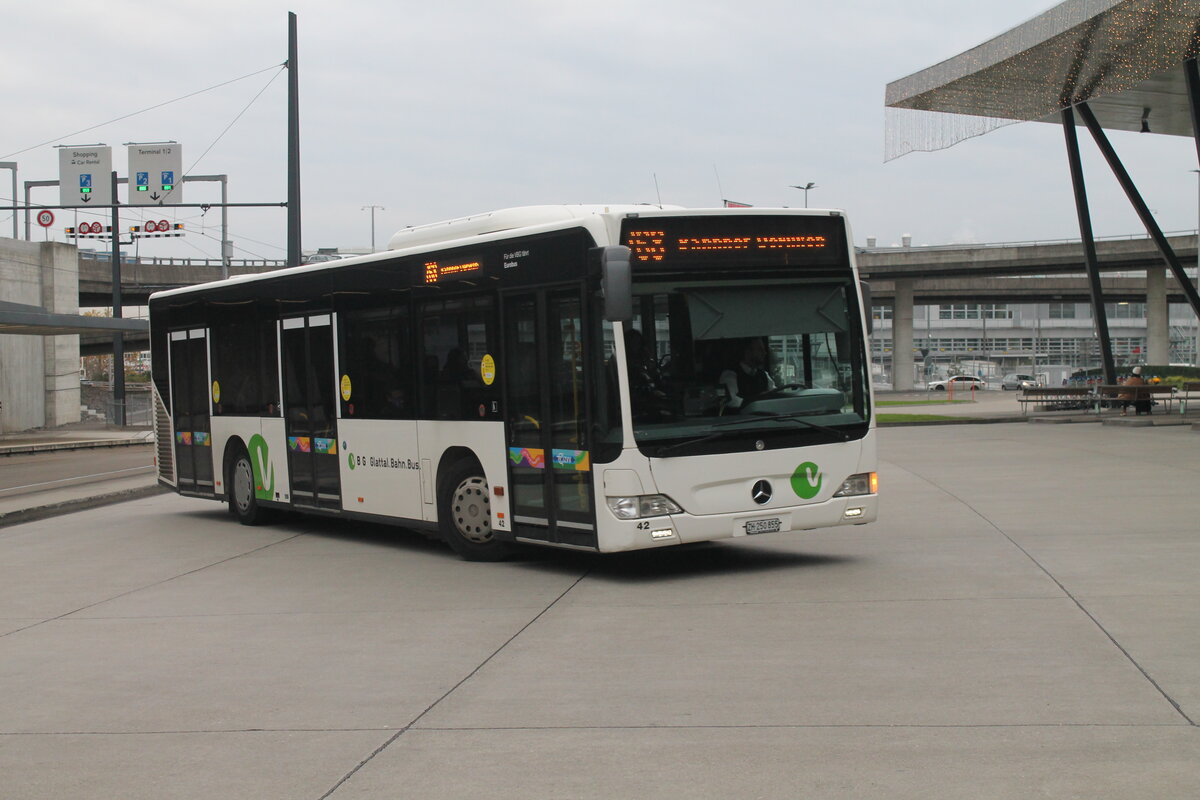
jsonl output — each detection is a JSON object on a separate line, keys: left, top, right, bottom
{"left": 78, "top": 232, "right": 1200, "bottom": 306}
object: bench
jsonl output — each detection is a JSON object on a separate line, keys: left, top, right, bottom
{"left": 1093, "top": 384, "right": 1177, "bottom": 415}
{"left": 1176, "top": 382, "right": 1200, "bottom": 414}
{"left": 1016, "top": 386, "right": 1095, "bottom": 414}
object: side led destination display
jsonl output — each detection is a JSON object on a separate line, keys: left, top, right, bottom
{"left": 621, "top": 215, "right": 845, "bottom": 267}
{"left": 424, "top": 257, "right": 484, "bottom": 283}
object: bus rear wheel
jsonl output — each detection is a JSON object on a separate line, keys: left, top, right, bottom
{"left": 228, "top": 447, "right": 267, "bottom": 526}
{"left": 439, "top": 460, "right": 510, "bottom": 561}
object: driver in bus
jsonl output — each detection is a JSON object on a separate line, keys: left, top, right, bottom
{"left": 719, "top": 337, "right": 775, "bottom": 411}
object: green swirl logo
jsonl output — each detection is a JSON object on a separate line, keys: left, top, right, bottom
{"left": 791, "top": 461, "right": 822, "bottom": 500}
{"left": 247, "top": 434, "right": 275, "bottom": 501}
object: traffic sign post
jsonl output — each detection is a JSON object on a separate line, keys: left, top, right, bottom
{"left": 127, "top": 142, "right": 182, "bottom": 205}
{"left": 58, "top": 145, "right": 113, "bottom": 206}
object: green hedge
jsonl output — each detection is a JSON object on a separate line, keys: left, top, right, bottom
{"left": 1074, "top": 365, "right": 1200, "bottom": 386}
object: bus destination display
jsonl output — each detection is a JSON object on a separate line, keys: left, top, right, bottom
{"left": 620, "top": 215, "right": 844, "bottom": 267}
{"left": 424, "top": 257, "right": 484, "bottom": 283}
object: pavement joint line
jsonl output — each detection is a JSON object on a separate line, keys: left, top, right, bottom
{"left": 317, "top": 569, "right": 594, "bottom": 800}
{"left": 0, "top": 722, "right": 1192, "bottom": 737}
{"left": 898, "top": 463, "right": 1197, "bottom": 728}
{"left": 0, "top": 531, "right": 306, "bottom": 641}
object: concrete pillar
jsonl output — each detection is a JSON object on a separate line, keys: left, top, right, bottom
{"left": 1145, "top": 266, "right": 1168, "bottom": 366}
{"left": 40, "top": 242, "right": 81, "bottom": 427}
{"left": 892, "top": 280, "right": 915, "bottom": 391}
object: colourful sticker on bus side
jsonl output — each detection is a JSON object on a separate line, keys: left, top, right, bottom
{"left": 194, "top": 432, "right": 210, "bottom": 447}
{"left": 551, "top": 449, "right": 590, "bottom": 471}
{"left": 508, "top": 447, "right": 545, "bottom": 469}
{"left": 313, "top": 437, "right": 338, "bottom": 455}
{"left": 288, "top": 436, "right": 311, "bottom": 453}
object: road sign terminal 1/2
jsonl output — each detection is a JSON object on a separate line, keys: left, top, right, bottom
{"left": 128, "top": 143, "right": 182, "bottom": 206}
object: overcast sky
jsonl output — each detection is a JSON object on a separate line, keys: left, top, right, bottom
{"left": 4, "top": 0, "right": 1199, "bottom": 262}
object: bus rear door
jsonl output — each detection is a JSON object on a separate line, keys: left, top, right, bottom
{"left": 168, "top": 328, "right": 215, "bottom": 494}
{"left": 280, "top": 314, "right": 342, "bottom": 510}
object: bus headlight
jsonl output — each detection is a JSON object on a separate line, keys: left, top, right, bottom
{"left": 832, "top": 472, "right": 878, "bottom": 497}
{"left": 606, "top": 494, "right": 682, "bottom": 520}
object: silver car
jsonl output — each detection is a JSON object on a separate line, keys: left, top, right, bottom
{"left": 1001, "top": 373, "right": 1038, "bottom": 391}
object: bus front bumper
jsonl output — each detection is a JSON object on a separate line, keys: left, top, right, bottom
{"left": 600, "top": 495, "right": 879, "bottom": 553}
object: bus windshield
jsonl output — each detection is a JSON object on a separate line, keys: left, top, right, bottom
{"left": 620, "top": 280, "right": 870, "bottom": 456}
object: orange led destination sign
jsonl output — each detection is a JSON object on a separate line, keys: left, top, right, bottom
{"left": 424, "top": 258, "right": 484, "bottom": 283}
{"left": 625, "top": 230, "right": 828, "bottom": 262}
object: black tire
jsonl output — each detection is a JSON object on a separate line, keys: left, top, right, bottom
{"left": 438, "top": 460, "right": 510, "bottom": 561}
{"left": 228, "top": 446, "right": 267, "bottom": 525}
{"left": 935, "top": 385, "right": 946, "bottom": 391}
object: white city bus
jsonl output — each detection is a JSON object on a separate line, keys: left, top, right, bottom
{"left": 149, "top": 205, "right": 877, "bottom": 560}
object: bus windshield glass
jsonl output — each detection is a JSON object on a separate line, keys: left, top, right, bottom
{"left": 621, "top": 280, "right": 870, "bottom": 456}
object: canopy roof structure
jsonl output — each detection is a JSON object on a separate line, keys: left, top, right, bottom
{"left": 885, "top": 0, "right": 1200, "bottom": 159}
{"left": 0, "top": 301, "right": 147, "bottom": 337}
{"left": 883, "top": 0, "right": 1200, "bottom": 386}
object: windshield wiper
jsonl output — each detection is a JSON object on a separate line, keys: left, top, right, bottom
{"left": 650, "top": 412, "right": 850, "bottom": 456}
{"left": 750, "top": 411, "right": 851, "bottom": 441}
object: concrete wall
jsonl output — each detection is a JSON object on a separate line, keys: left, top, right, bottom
{"left": 0, "top": 239, "right": 81, "bottom": 432}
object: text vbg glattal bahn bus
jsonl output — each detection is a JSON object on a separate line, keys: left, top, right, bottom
{"left": 149, "top": 205, "right": 878, "bottom": 560}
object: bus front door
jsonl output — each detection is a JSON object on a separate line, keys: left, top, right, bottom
{"left": 168, "top": 328, "right": 214, "bottom": 495}
{"left": 503, "top": 289, "right": 597, "bottom": 549}
{"left": 280, "top": 314, "right": 342, "bottom": 510}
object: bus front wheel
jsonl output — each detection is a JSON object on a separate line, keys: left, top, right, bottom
{"left": 439, "top": 460, "right": 510, "bottom": 561}
{"left": 228, "top": 446, "right": 267, "bottom": 526}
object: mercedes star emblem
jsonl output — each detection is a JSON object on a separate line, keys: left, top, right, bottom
{"left": 752, "top": 479, "right": 772, "bottom": 505}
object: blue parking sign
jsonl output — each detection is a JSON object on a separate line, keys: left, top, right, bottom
{"left": 80, "top": 174, "right": 92, "bottom": 188}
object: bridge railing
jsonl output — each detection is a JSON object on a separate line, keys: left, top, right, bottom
{"left": 859, "top": 229, "right": 1198, "bottom": 253}
{"left": 78, "top": 252, "right": 287, "bottom": 269}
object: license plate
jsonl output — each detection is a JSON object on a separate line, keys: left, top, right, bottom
{"left": 745, "top": 518, "right": 781, "bottom": 535}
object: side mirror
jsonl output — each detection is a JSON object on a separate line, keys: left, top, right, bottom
{"left": 601, "top": 246, "right": 633, "bottom": 323}
{"left": 859, "top": 280, "right": 873, "bottom": 335}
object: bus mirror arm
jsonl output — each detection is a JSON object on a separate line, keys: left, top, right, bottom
{"left": 600, "top": 246, "right": 633, "bottom": 324}
{"left": 860, "top": 280, "right": 873, "bottom": 335}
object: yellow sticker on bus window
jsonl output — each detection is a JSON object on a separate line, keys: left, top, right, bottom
{"left": 480, "top": 354, "right": 496, "bottom": 386}
{"left": 212, "top": 380, "right": 221, "bottom": 404}
{"left": 340, "top": 374, "right": 352, "bottom": 402}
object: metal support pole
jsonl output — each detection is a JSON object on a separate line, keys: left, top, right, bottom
{"left": 1061, "top": 106, "right": 1117, "bottom": 384}
{"left": 286, "top": 12, "right": 301, "bottom": 267}
{"left": 1077, "top": 102, "right": 1200, "bottom": 320}
{"left": 0, "top": 162, "right": 16, "bottom": 239}
{"left": 1185, "top": 58, "right": 1200, "bottom": 364}
{"left": 110, "top": 171, "right": 125, "bottom": 427}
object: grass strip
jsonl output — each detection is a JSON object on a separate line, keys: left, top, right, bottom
{"left": 877, "top": 413, "right": 960, "bottom": 423}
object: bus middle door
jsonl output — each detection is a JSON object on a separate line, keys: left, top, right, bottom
{"left": 503, "top": 289, "right": 597, "bottom": 549}
{"left": 280, "top": 314, "right": 342, "bottom": 510}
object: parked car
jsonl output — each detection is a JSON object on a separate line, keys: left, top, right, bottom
{"left": 927, "top": 375, "right": 988, "bottom": 391}
{"left": 1001, "top": 373, "right": 1039, "bottom": 390}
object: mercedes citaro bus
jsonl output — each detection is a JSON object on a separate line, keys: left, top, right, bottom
{"left": 149, "top": 205, "right": 877, "bottom": 560}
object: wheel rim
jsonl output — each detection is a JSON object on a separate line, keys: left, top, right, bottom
{"left": 450, "top": 476, "right": 492, "bottom": 544}
{"left": 233, "top": 457, "right": 254, "bottom": 513}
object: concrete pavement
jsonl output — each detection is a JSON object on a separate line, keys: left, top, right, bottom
{"left": 0, "top": 419, "right": 1197, "bottom": 798}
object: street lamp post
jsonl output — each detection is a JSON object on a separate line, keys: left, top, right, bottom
{"left": 362, "top": 204, "right": 384, "bottom": 252}
{"left": 789, "top": 182, "right": 817, "bottom": 208}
